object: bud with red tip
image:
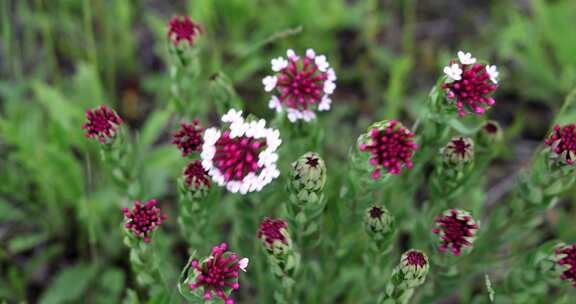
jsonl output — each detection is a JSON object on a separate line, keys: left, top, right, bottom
{"left": 172, "top": 119, "right": 204, "bottom": 157}
{"left": 82, "top": 105, "right": 123, "bottom": 144}
{"left": 257, "top": 218, "right": 300, "bottom": 278}
{"left": 432, "top": 209, "right": 479, "bottom": 256}
{"left": 168, "top": 16, "right": 203, "bottom": 47}
{"left": 544, "top": 124, "right": 576, "bottom": 166}
{"left": 383, "top": 249, "right": 429, "bottom": 302}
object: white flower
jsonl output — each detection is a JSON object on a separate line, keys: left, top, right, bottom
{"left": 222, "top": 109, "right": 243, "bottom": 124}
{"left": 443, "top": 63, "right": 463, "bottom": 81}
{"left": 327, "top": 68, "right": 337, "bottom": 81}
{"left": 319, "top": 96, "right": 332, "bottom": 111}
{"left": 323, "top": 81, "right": 336, "bottom": 94}
{"left": 457, "top": 51, "right": 476, "bottom": 65}
{"left": 268, "top": 96, "right": 282, "bottom": 113}
{"left": 271, "top": 57, "right": 288, "bottom": 72}
{"left": 287, "top": 49, "right": 299, "bottom": 61}
{"left": 262, "top": 75, "right": 277, "bottom": 92}
{"left": 306, "top": 48, "right": 316, "bottom": 59}
{"left": 286, "top": 108, "right": 302, "bottom": 122}
{"left": 200, "top": 111, "right": 281, "bottom": 194}
{"left": 315, "top": 55, "right": 329, "bottom": 72}
{"left": 301, "top": 110, "right": 316, "bottom": 122}
{"left": 486, "top": 65, "right": 499, "bottom": 84}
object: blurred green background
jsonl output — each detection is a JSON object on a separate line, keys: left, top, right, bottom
{"left": 1, "top": 0, "right": 576, "bottom": 303}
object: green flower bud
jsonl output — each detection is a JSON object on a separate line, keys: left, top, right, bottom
{"left": 289, "top": 152, "right": 326, "bottom": 206}
{"left": 178, "top": 160, "right": 211, "bottom": 201}
{"left": 393, "top": 249, "right": 429, "bottom": 289}
{"left": 477, "top": 120, "right": 502, "bottom": 146}
{"left": 441, "top": 136, "right": 474, "bottom": 165}
{"left": 257, "top": 218, "right": 300, "bottom": 278}
{"left": 363, "top": 204, "right": 396, "bottom": 248}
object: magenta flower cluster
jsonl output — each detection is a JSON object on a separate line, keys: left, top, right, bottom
{"left": 432, "top": 209, "right": 478, "bottom": 256}
{"left": 257, "top": 217, "right": 289, "bottom": 247}
{"left": 556, "top": 244, "right": 576, "bottom": 287}
{"left": 123, "top": 199, "right": 167, "bottom": 243}
{"left": 188, "top": 243, "right": 244, "bottom": 304}
{"left": 184, "top": 160, "right": 211, "bottom": 189}
{"left": 82, "top": 105, "right": 123, "bottom": 143}
{"left": 168, "top": 16, "right": 203, "bottom": 46}
{"left": 545, "top": 124, "right": 576, "bottom": 165}
{"left": 172, "top": 119, "right": 205, "bottom": 157}
{"left": 359, "top": 120, "right": 417, "bottom": 178}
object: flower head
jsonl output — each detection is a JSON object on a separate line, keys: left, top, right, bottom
{"left": 441, "top": 137, "right": 474, "bottom": 164}
{"left": 545, "top": 124, "right": 576, "bottom": 165}
{"left": 441, "top": 50, "right": 498, "bottom": 116}
{"left": 358, "top": 120, "right": 417, "bottom": 178}
{"left": 396, "top": 249, "right": 429, "bottom": 288}
{"left": 168, "top": 16, "right": 203, "bottom": 46}
{"left": 555, "top": 243, "right": 576, "bottom": 287}
{"left": 188, "top": 243, "right": 245, "bottom": 304}
{"left": 82, "top": 105, "right": 123, "bottom": 143}
{"left": 257, "top": 217, "right": 291, "bottom": 253}
{"left": 184, "top": 160, "right": 211, "bottom": 189}
{"left": 363, "top": 204, "right": 395, "bottom": 243}
{"left": 432, "top": 209, "right": 479, "bottom": 256}
{"left": 201, "top": 109, "right": 281, "bottom": 194}
{"left": 172, "top": 119, "right": 204, "bottom": 157}
{"left": 289, "top": 152, "right": 327, "bottom": 205}
{"left": 263, "top": 48, "right": 336, "bottom": 122}
{"left": 123, "top": 199, "right": 167, "bottom": 243}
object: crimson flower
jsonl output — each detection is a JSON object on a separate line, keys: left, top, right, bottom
{"left": 168, "top": 16, "right": 203, "bottom": 46}
{"left": 123, "top": 199, "right": 167, "bottom": 243}
{"left": 82, "top": 105, "right": 123, "bottom": 143}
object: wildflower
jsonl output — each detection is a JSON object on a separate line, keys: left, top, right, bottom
{"left": 432, "top": 209, "right": 479, "bottom": 256}
{"left": 441, "top": 137, "right": 474, "bottom": 165}
{"left": 363, "top": 204, "right": 395, "bottom": 244}
{"left": 441, "top": 50, "right": 498, "bottom": 116}
{"left": 544, "top": 124, "right": 576, "bottom": 165}
{"left": 394, "top": 249, "right": 429, "bottom": 289}
{"left": 263, "top": 48, "right": 336, "bottom": 122}
{"left": 358, "top": 120, "right": 417, "bottom": 178}
{"left": 167, "top": 16, "right": 203, "bottom": 46}
{"left": 257, "top": 217, "right": 299, "bottom": 278}
{"left": 172, "top": 119, "right": 204, "bottom": 157}
{"left": 188, "top": 243, "right": 246, "bottom": 304}
{"left": 477, "top": 120, "right": 502, "bottom": 146}
{"left": 179, "top": 160, "right": 211, "bottom": 198}
{"left": 201, "top": 109, "right": 281, "bottom": 194}
{"left": 82, "top": 105, "right": 123, "bottom": 143}
{"left": 258, "top": 217, "right": 291, "bottom": 253}
{"left": 289, "top": 152, "right": 327, "bottom": 205}
{"left": 555, "top": 243, "right": 576, "bottom": 287}
{"left": 123, "top": 199, "right": 167, "bottom": 243}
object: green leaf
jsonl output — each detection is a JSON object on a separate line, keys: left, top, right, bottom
{"left": 39, "top": 264, "right": 98, "bottom": 304}
{"left": 8, "top": 233, "right": 49, "bottom": 254}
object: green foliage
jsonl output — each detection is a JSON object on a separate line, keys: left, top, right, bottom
{"left": 1, "top": 0, "right": 576, "bottom": 303}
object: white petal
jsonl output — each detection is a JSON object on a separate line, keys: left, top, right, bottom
{"left": 323, "top": 81, "right": 336, "bottom": 94}
{"left": 301, "top": 110, "right": 316, "bottom": 122}
{"left": 443, "top": 63, "right": 462, "bottom": 81}
{"left": 306, "top": 48, "right": 316, "bottom": 59}
{"left": 271, "top": 57, "right": 288, "bottom": 72}
{"left": 262, "top": 75, "right": 277, "bottom": 92}
{"left": 319, "top": 96, "right": 332, "bottom": 111}
{"left": 486, "top": 65, "right": 499, "bottom": 84}
{"left": 268, "top": 96, "right": 282, "bottom": 112}
{"left": 327, "top": 68, "right": 337, "bottom": 81}
{"left": 222, "top": 109, "right": 243, "bottom": 124}
{"left": 315, "top": 55, "right": 329, "bottom": 72}
{"left": 457, "top": 51, "right": 476, "bottom": 65}
{"left": 286, "top": 49, "right": 299, "bottom": 61}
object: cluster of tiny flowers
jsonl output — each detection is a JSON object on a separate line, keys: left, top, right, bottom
{"left": 544, "top": 124, "right": 576, "bottom": 165}
{"left": 82, "top": 105, "right": 123, "bottom": 143}
{"left": 359, "top": 120, "right": 417, "bottom": 178}
{"left": 442, "top": 51, "right": 498, "bottom": 116}
{"left": 201, "top": 109, "right": 281, "bottom": 194}
{"left": 167, "top": 16, "right": 203, "bottom": 46}
{"left": 188, "top": 243, "right": 248, "bottom": 303}
{"left": 432, "top": 209, "right": 478, "bottom": 256}
{"left": 263, "top": 49, "right": 336, "bottom": 122}
{"left": 183, "top": 160, "right": 211, "bottom": 189}
{"left": 556, "top": 244, "right": 576, "bottom": 287}
{"left": 172, "top": 119, "right": 204, "bottom": 157}
{"left": 123, "top": 199, "right": 167, "bottom": 243}
{"left": 257, "top": 217, "right": 289, "bottom": 248}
